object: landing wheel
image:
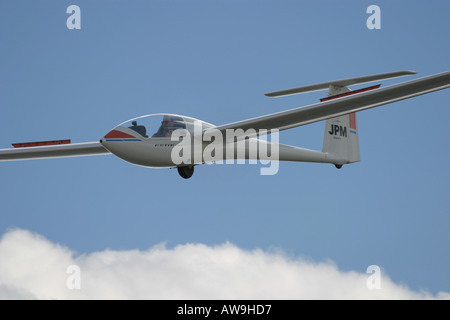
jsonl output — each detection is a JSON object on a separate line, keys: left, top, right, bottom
{"left": 177, "top": 166, "right": 194, "bottom": 179}
{"left": 335, "top": 164, "right": 343, "bottom": 169}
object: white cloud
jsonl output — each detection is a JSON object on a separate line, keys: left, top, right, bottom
{"left": 0, "top": 229, "right": 448, "bottom": 300}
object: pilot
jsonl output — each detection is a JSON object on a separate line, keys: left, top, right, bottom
{"left": 162, "top": 116, "right": 174, "bottom": 137}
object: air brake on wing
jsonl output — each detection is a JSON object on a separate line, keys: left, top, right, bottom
{"left": 12, "top": 139, "right": 71, "bottom": 148}
{"left": 319, "top": 84, "right": 381, "bottom": 102}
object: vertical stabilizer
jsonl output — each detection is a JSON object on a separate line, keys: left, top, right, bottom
{"left": 322, "top": 113, "right": 360, "bottom": 165}
{"left": 321, "top": 84, "right": 361, "bottom": 166}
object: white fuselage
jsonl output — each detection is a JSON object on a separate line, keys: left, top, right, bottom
{"left": 101, "top": 126, "right": 342, "bottom": 168}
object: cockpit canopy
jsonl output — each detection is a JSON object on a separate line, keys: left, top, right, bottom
{"left": 116, "top": 114, "right": 214, "bottom": 138}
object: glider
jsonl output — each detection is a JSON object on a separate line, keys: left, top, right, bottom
{"left": 1, "top": 70, "right": 449, "bottom": 178}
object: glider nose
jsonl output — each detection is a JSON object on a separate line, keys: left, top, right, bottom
{"left": 103, "top": 128, "right": 138, "bottom": 140}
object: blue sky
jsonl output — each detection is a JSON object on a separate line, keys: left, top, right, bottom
{"left": 0, "top": 1, "right": 449, "bottom": 298}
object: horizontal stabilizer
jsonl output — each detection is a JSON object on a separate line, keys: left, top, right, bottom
{"left": 264, "top": 70, "right": 417, "bottom": 97}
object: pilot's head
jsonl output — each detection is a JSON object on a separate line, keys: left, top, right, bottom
{"left": 162, "top": 115, "right": 173, "bottom": 127}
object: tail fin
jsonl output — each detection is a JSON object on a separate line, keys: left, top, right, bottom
{"left": 322, "top": 113, "right": 360, "bottom": 166}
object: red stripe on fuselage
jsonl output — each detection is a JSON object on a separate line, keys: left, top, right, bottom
{"left": 104, "top": 130, "right": 136, "bottom": 139}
